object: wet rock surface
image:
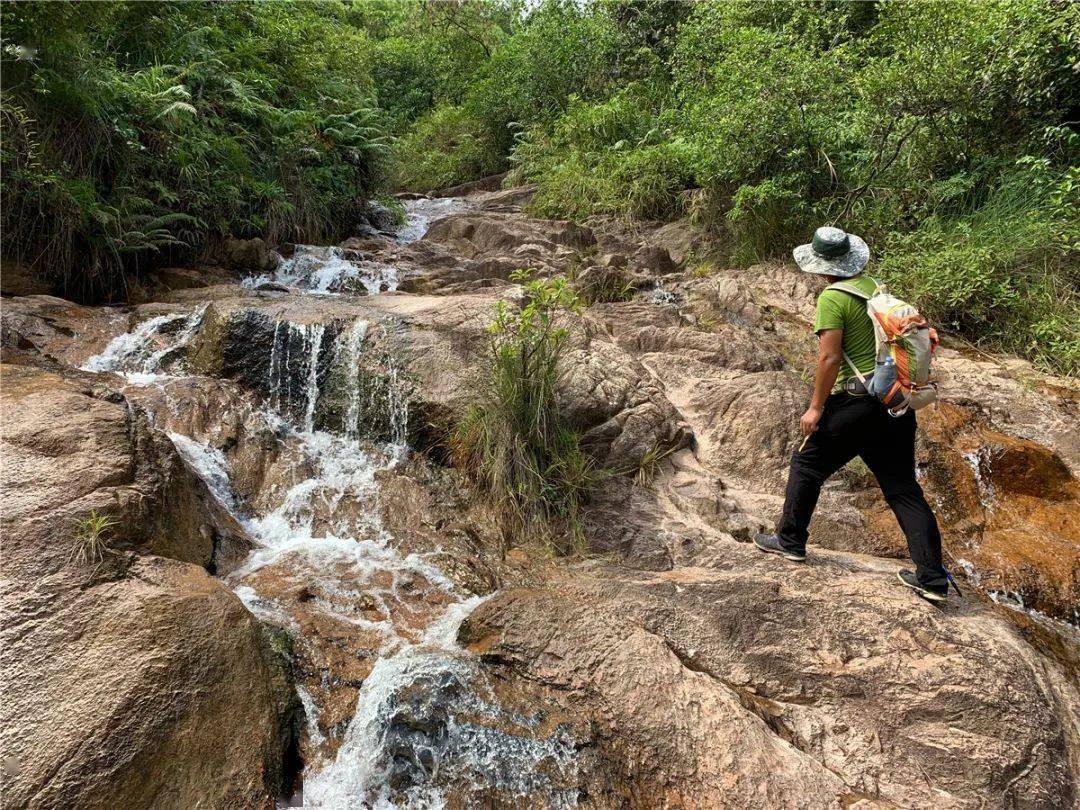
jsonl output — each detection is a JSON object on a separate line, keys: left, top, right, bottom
{"left": 0, "top": 363, "right": 251, "bottom": 571}
{"left": 1, "top": 184, "right": 1078, "bottom": 807}
{"left": 0, "top": 364, "right": 292, "bottom": 809}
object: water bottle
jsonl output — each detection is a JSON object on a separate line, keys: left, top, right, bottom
{"left": 869, "top": 355, "right": 896, "bottom": 398}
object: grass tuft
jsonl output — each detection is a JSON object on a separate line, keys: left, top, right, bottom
{"left": 452, "top": 270, "right": 595, "bottom": 554}
{"left": 69, "top": 509, "right": 119, "bottom": 568}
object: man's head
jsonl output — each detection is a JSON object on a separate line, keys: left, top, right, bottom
{"left": 793, "top": 226, "right": 869, "bottom": 278}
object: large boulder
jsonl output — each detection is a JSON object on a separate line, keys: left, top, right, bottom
{"left": 185, "top": 292, "right": 694, "bottom": 472}
{"left": 221, "top": 236, "right": 280, "bottom": 275}
{"left": 461, "top": 554, "right": 1080, "bottom": 808}
{"left": 1, "top": 294, "right": 128, "bottom": 368}
{"left": 1, "top": 557, "right": 298, "bottom": 810}
{"left": 377, "top": 292, "right": 693, "bottom": 469}
{"left": 0, "top": 363, "right": 296, "bottom": 809}
{"left": 557, "top": 329, "right": 693, "bottom": 468}
{"left": 359, "top": 199, "right": 399, "bottom": 235}
{"left": 0, "top": 363, "right": 250, "bottom": 572}
{"left": 422, "top": 212, "right": 595, "bottom": 260}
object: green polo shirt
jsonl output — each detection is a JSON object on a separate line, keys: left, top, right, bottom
{"left": 813, "top": 274, "right": 878, "bottom": 391}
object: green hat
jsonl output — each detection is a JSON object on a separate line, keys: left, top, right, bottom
{"left": 793, "top": 226, "right": 869, "bottom": 278}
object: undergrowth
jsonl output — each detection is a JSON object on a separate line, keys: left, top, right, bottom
{"left": 1, "top": 3, "right": 392, "bottom": 301}
{"left": 571, "top": 264, "right": 635, "bottom": 306}
{"left": 452, "top": 270, "right": 594, "bottom": 554}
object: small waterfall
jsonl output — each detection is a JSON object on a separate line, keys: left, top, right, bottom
{"left": 342, "top": 319, "right": 370, "bottom": 440}
{"left": 329, "top": 318, "right": 408, "bottom": 445}
{"left": 167, "top": 433, "right": 243, "bottom": 518}
{"left": 244, "top": 245, "right": 398, "bottom": 295}
{"left": 396, "top": 197, "right": 470, "bottom": 243}
{"left": 81, "top": 304, "right": 207, "bottom": 381}
{"left": 963, "top": 447, "right": 996, "bottom": 511}
{"left": 266, "top": 321, "right": 332, "bottom": 428}
{"left": 647, "top": 279, "right": 679, "bottom": 306}
{"left": 303, "top": 324, "right": 326, "bottom": 433}
{"left": 304, "top": 645, "right": 579, "bottom": 809}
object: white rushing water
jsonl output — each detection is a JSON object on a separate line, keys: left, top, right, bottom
{"left": 244, "top": 245, "right": 400, "bottom": 296}
{"left": 241, "top": 197, "right": 468, "bottom": 295}
{"left": 395, "top": 197, "right": 470, "bottom": 244}
{"left": 962, "top": 447, "right": 996, "bottom": 512}
{"left": 80, "top": 237, "right": 580, "bottom": 806}
{"left": 81, "top": 304, "right": 207, "bottom": 383}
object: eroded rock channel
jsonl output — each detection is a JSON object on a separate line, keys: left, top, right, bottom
{"left": 2, "top": 189, "right": 1078, "bottom": 808}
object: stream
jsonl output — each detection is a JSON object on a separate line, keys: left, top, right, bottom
{"left": 79, "top": 198, "right": 579, "bottom": 808}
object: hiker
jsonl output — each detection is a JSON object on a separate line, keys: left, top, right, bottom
{"left": 754, "top": 226, "right": 948, "bottom": 602}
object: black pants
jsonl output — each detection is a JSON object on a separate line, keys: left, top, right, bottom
{"left": 777, "top": 393, "right": 946, "bottom": 591}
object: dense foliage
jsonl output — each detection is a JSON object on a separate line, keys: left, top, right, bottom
{"left": 2, "top": 0, "right": 1077, "bottom": 372}
{"left": 452, "top": 271, "right": 593, "bottom": 552}
{"left": 395, "top": 0, "right": 1080, "bottom": 373}
{"left": 1, "top": 1, "right": 392, "bottom": 299}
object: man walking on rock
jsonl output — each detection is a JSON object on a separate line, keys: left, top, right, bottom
{"left": 754, "top": 227, "right": 949, "bottom": 602}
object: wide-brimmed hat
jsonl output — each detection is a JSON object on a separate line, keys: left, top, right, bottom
{"left": 793, "top": 226, "right": 869, "bottom": 278}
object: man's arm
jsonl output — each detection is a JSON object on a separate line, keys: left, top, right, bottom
{"left": 801, "top": 328, "right": 843, "bottom": 435}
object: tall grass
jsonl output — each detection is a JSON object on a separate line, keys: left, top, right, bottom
{"left": 452, "top": 271, "right": 594, "bottom": 553}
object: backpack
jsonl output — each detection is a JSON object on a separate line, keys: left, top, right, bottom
{"left": 827, "top": 277, "right": 939, "bottom": 416}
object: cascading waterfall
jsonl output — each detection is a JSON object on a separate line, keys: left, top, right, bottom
{"left": 394, "top": 197, "right": 470, "bottom": 243}
{"left": 342, "top": 319, "right": 370, "bottom": 441}
{"left": 81, "top": 304, "right": 207, "bottom": 382}
{"left": 245, "top": 245, "right": 399, "bottom": 295}
{"left": 266, "top": 320, "right": 331, "bottom": 429}
{"left": 78, "top": 211, "right": 580, "bottom": 807}
{"left": 302, "top": 324, "right": 326, "bottom": 433}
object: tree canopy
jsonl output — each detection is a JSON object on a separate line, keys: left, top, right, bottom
{"left": 2, "top": 0, "right": 1077, "bottom": 371}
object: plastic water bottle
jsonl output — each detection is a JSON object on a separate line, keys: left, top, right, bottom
{"left": 869, "top": 355, "right": 896, "bottom": 398}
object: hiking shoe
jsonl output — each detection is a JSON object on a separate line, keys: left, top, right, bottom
{"left": 896, "top": 569, "right": 947, "bottom": 603}
{"left": 754, "top": 533, "right": 806, "bottom": 562}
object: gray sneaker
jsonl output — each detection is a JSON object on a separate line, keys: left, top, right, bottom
{"left": 754, "top": 533, "right": 806, "bottom": 562}
{"left": 896, "top": 569, "right": 947, "bottom": 603}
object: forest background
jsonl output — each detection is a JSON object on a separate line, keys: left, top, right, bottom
{"left": 1, "top": 0, "right": 1076, "bottom": 372}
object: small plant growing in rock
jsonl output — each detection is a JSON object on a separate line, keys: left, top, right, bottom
{"left": 453, "top": 269, "right": 594, "bottom": 553}
{"left": 70, "top": 510, "right": 119, "bottom": 567}
{"left": 573, "top": 264, "right": 635, "bottom": 305}
{"left": 634, "top": 442, "right": 678, "bottom": 487}
{"left": 689, "top": 260, "right": 714, "bottom": 279}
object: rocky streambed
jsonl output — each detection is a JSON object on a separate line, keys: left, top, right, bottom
{"left": 2, "top": 188, "right": 1078, "bottom": 808}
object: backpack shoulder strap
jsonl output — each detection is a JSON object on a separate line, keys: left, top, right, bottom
{"left": 827, "top": 281, "right": 871, "bottom": 300}
{"left": 842, "top": 351, "right": 870, "bottom": 386}
{"left": 827, "top": 279, "right": 879, "bottom": 385}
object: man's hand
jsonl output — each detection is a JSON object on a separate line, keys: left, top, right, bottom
{"left": 800, "top": 405, "right": 823, "bottom": 436}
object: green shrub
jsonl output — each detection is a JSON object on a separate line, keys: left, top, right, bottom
{"left": 505, "top": 0, "right": 1078, "bottom": 374}
{"left": 878, "top": 161, "right": 1079, "bottom": 375}
{"left": 452, "top": 271, "right": 594, "bottom": 552}
{"left": 573, "top": 264, "right": 635, "bottom": 306}
{"left": 394, "top": 105, "right": 503, "bottom": 192}
{"left": 5, "top": 0, "right": 1076, "bottom": 375}
{"left": 514, "top": 87, "right": 690, "bottom": 221}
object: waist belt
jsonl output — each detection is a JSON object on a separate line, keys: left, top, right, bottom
{"left": 840, "top": 377, "right": 870, "bottom": 396}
